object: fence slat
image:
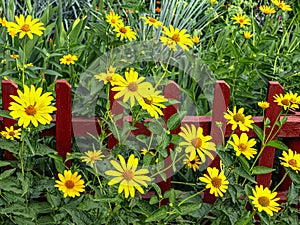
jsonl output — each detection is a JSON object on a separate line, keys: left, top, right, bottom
{"left": 55, "top": 81, "right": 72, "bottom": 164}
{"left": 2, "top": 80, "right": 18, "bottom": 160}
{"left": 256, "top": 81, "right": 284, "bottom": 187}
{"left": 204, "top": 80, "right": 230, "bottom": 203}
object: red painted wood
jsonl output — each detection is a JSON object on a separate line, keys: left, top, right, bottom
{"left": 256, "top": 82, "right": 284, "bottom": 187}
{"left": 55, "top": 81, "right": 72, "bottom": 165}
{"left": 2, "top": 80, "right": 18, "bottom": 160}
{"left": 203, "top": 80, "right": 230, "bottom": 203}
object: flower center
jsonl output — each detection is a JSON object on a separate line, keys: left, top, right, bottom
{"left": 144, "top": 97, "right": 153, "bottom": 105}
{"left": 258, "top": 196, "right": 270, "bottom": 207}
{"left": 171, "top": 34, "right": 180, "bottom": 42}
{"left": 233, "top": 113, "right": 245, "bottom": 123}
{"left": 111, "top": 19, "right": 116, "bottom": 23}
{"left": 211, "top": 177, "right": 222, "bottom": 188}
{"left": 149, "top": 18, "right": 156, "bottom": 23}
{"left": 9, "top": 131, "right": 15, "bottom": 136}
{"left": 106, "top": 76, "right": 112, "bottom": 81}
{"left": 278, "top": 3, "right": 283, "bottom": 9}
{"left": 122, "top": 170, "right": 134, "bottom": 181}
{"left": 66, "top": 57, "right": 72, "bottom": 62}
{"left": 239, "top": 19, "right": 244, "bottom": 23}
{"left": 288, "top": 159, "right": 297, "bottom": 167}
{"left": 191, "top": 138, "right": 202, "bottom": 148}
{"left": 65, "top": 180, "right": 75, "bottom": 189}
{"left": 127, "top": 82, "right": 138, "bottom": 91}
{"left": 25, "top": 105, "right": 37, "bottom": 116}
{"left": 120, "top": 27, "right": 127, "bottom": 33}
{"left": 281, "top": 98, "right": 290, "bottom": 106}
{"left": 21, "top": 24, "right": 30, "bottom": 32}
{"left": 238, "top": 143, "right": 247, "bottom": 152}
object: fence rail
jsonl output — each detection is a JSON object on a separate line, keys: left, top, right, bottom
{"left": 1, "top": 79, "right": 300, "bottom": 204}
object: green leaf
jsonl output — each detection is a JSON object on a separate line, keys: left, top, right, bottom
{"left": 287, "top": 183, "right": 298, "bottom": 205}
{"left": 234, "top": 167, "right": 256, "bottom": 183}
{"left": 238, "top": 155, "right": 250, "bottom": 171}
{"left": 217, "top": 150, "right": 234, "bottom": 167}
{"left": 151, "top": 183, "right": 162, "bottom": 198}
{"left": 0, "top": 110, "right": 13, "bottom": 119}
{"left": 0, "top": 161, "right": 11, "bottom": 167}
{"left": 266, "top": 140, "right": 288, "bottom": 151}
{"left": 166, "top": 111, "right": 186, "bottom": 131}
{"left": 0, "top": 168, "right": 16, "bottom": 180}
{"left": 148, "top": 120, "right": 165, "bottom": 135}
{"left": 149, "top": 195, "right": 159, "bottom": 205}
{"left": 251, "top": 166, "right": 275, "bottom": 175}
{"left": 145, "top": 206, "right": 167, "bottom": 222}
{"left": 252, "top": 124, "right": 263, "bottom": 141}
{"left": 178, "top": 203, "right": 202, "bottom": 215}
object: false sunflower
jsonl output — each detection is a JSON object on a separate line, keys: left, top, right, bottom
{"left": 94, "top": 66, "right": 121, "bottom": 85}
{"left": 279, "top": 149, "right": 300, "bottom": 173}
{"left": 141, "top": 16, "right": 162, "bottom": 28}
{"left": 274, "top": 93, "right": 298, "bottom": 110}
{"left": 231, "top": 14, "right": 251, "bottom": 27}
{"left": 224, "top": 106, "right": 254, "bottom": 132}
{"left": 184, "top": 155, "right": 202, "bottom": 172}
{"left": 80, "top": 150, "right": 105, "bottom": 167}
{"left": 259, "top": 5, "right": 276, "bottom": 14}
{"left": 249, "top": 185, "right": 280, "bottom": 216}
{"left": 1, "top": 126, "right": 21, "bottom": 140}
{"left": 106, "top": 10, "right": 124, "bottom": 27}
{"left": 228, "top": 133, "right": 257, "bottom": 160}
{"left": 60, "top": 54, "right": 78, "bottom": 65}
{"left": 271, "top": 0, "right": 292, "bottom": 11}
{"left": 6, "top": 14, "right": 45, "bottom": 39}
{"left": 179, "top": 124, "right": 216, "bottom": 162}
{"left": 138, "top": 91, "right": 167, "bottom": 118}
{"left": 9, "top": 85, "right": 56, "bottom": 128}
{"left": 199, "top": 167, "right": 229, "bottom": 197}
{"left": 258, "top": 101, "right": 270, "bottom": 109}
{"left": 105, "top": 154, "right": 151, "bottom": 198}
{"left": 114, "top": 25, "right": 137, "bottom": 41}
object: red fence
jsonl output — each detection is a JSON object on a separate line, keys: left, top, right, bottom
{"left": 1, "top": 79, "right": 300, "bottom": 203}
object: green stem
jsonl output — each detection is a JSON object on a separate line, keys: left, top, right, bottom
{"left": 20, "top": 139, "right": 25, "bottom": 176}
{"left": 242, "top": 210, "right": 256, "bottom": 225}
{"left": 154, "top": 52, "right": 172, "bottom": 89}
{"left": 273, "top": 171, "right": 288, "bottom": 191}
{"left": 22, "top": 39, "right": 26, "bottom": 87}
{"left": 151, "top": 153, "right": 184, "bottom": 178}
{"left": 178, "top": 188, "right": 206, "bottom": 207}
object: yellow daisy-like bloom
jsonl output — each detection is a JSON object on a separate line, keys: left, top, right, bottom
{"left": 1, "top": 126, "right": 21, "bottom": 140}
{"left": 228, "top": 133, "right": 257, "bottom": 160}
{"left": 258, "top": 101, "right": 270, "bottom": 109}
{"left": 60, "top": 54, "right": 78, "bottom": 65}
{"left": 274, "top": 93, "right": 298, "bottom": 110}
{"left": 279, "top": 149, "right": 300, "bottom": 173}
{"left": 184, "top": 155, "right": 201, "bottom": 172}
{"left": 138, "top": 91, "right": 167, "bottom": 118}
{"left": 231, "top": 14, "right": 251, "bottom": 28}
{"left": 114, "top": 25, "right": 137, "bottom": 41}
{"left": 106, "top": 10, "right": 124, "bottom": 27}
{"left": 80, "top": 150, "right": 105, "bottom": 167}
{"left": 244, "top": 31, "right": 253, "bottom": 39}
{"left": 199, "top": 167, "right": 229, "bottom": 197}
{"left": 259, "top": 5, "right": 276, "bottom": 14}
{"left": 8, "top": 85, "right": 56, "bottom": 128}
{"left": 192, "top": 35, "right": 200, "bottom": 44}
{"left": 210, "top": 0, "right": 216, "bottom": 4}
{"left": 285, "top": 91, "right": 300, "bottom": 104}
{"left": 0, "top": 17, "right": 8, "bottom": 26}
{"left": 271, "top": 0, "right": 292, "bottom": 11}
{"left": 105, "top": 154, "right": 151, "bottom": 198}
{"left": 111, "top": 69, "right": 154, "bottom": 107}
{"left": 55, "top": 170, "right": 85, "bottom": 198}
{"left": 179, "top": 124, "right": 216, "bottom": 162}
{"left": 141, "top": 16, "right": 162, "bottom": 28}
{"left": 10, "top": 54, "right": 19, "bottom": 59}
{"left": 141, "top": 148, "right": 155, "bottom": 156}
{"left": 224, "top": 106, "right": 254, "bottom": 132}
{"left": 160, "top": 25, "right": 193, "bottom": 51}
{"left": 6, "top": 14, "right": 45, "bottom": 39}
{"left": 248, "top": 185, "right": 280, "bottom": 216}
{"left": 94, "top": 66, "right": 121, "bottom": 85}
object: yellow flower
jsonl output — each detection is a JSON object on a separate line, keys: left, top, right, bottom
{"left": 224, "top": 106, "right": 254, "bottom": 132}
{"left": 249, "top": 185, "right": 280, "bottom": 216}
{"left": 258, "top": 101, "right": 270, "bottom": 109}
{"left": 55, "top": 170, "right": 85, "bottom": 198}
{"left": 60, "top": 54, "right": 78, "bottom": 65}
{"left": 1, "top": 126, "right": 21, "bottom": 140}
{"left": 138, "top": 91, "right": 167, "bottom": 118}
{"left": 274, "top": 93, "right": 298, "bottom": 110}
{"left": 8, "top": 85, "right": 56, "bottom": 128}
{"left": 210, "top": 0, "right": 216, "bottom": 4}
{"left": 106, "top": 10, "right": 124, "bottom": 27}
{"left": 179, "top": 124, "right": 216, "bottom": 162}
{"left": 259, "top": 5, "right": 276, "bottom": 14}
{"left": 141, "top": 148, "right": 155, "bottom": 156}
{"left": 285, "top": 91, "right": 300, "bottom": 104}
{"left": 10, "top": 54, "right": 19, "bottom": 59}
{"left": 105, "top": 154, "right": 151, "bottom": 198}
{"left": 6, "top": 14, "right": 45, "bottom": 39}
{"left": 7, "top": 27, "right": 18, "bottom": 37}
{"left": 141, "top": 16, "right": 162, "bottom": 28}
{"left": 114, "top": 25, "right": 137, "bottom": 41}
{"left": 231, "top": 14, "right": 251, "bottom": 28}
{"left": 199, "top": 167, "right": 229, "bottom": 197}
{"left": 94, "top": 66, "right": 121, "bottom": 85}
{"left": 80, "top": 150, "right": 105, "bottom": 167}
{"left": 184, "top": 155, "right": 202, "bottom": 172}
{"left": 25, "top": 63, "right": 33, "bottom": 67}
{"left": 228, "top": 133, "right": 257, "bottom": 160}
{"left": 279, "top": 149, "right": 300, "bottom": 173}
{"left": 111, "top": 69, "right": 154, "bottom": 107}
{"left": 0, "top": 17, "right": 8, "bottom": 26}
{"left": 244, "top": 31, "right": 253, "bottom": 39}
{"left": 271, "top": 0, "right": 292, "bottom": 11}
{"left": 192, "top": 35, "right": 200, "bottom": 44}
{"left": 160, "top": 25, "right": 193, "bottom": 51}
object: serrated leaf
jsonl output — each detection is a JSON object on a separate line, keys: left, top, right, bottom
{"left": 145, "top": 206, "right": 167, "bottom": 222}
{"left": 251, "top": 166, "right": 275, "bottom": 175}
{"left": 287, "top": 183, "right": 298, "bottom": 205}
{"left": 0, "top": 168, "right": 16, "bottom": 180}
{"left": 148, "top": 120, "right": 164, "bottom": 135}
{"left": 252, "top": 124, "right": 263, "bottom": 141}
{"left": 238, "top": 155, "right": 250, "bottom": 171}
{"left": 166, "top": 111, "right": 186, "bottom": 131}
{"left": 234, "top": 167, "right": 256, "bottom": 183}
{"left": 217, "top": 150, "right": 234, "bottom": 167}
{"left": 178, "top": 203, "right": 202, "bottom": 215}
{"left": 266, "top": 140, "right": 288, "bottom": 151}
